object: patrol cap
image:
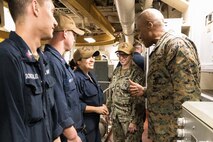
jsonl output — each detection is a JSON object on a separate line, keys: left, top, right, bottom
{"left": 115, "top": 42, "right": 134, "bottom": 54}
{"left": 73, "top": 47, "right": 100, "bottom": 62}
{"left": 54, "top": 11, "right": 84, "bottom": 35}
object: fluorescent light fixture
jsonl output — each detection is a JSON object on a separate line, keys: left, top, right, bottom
{"left": 84, "top": 37, "right": 96, "bottom": 43}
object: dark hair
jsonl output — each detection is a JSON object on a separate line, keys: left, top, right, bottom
{"left": 69, "top": 59, "right": 77, "bottom": 70}
{"left": 8, "top": 0, "right": 44, "bottom": 22}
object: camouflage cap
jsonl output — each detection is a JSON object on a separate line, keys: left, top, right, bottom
{"left": 115, "top": 42, "right": 134, "bottom": 54}
{"left": 73, "top": 47, "right": 100, "bottom": 62}
{"left": 54, "top": 11, "right": 84, "bottom": 35}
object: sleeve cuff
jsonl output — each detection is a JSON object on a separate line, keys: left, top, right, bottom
{"left": 53, "top": 117, "right": 75, "bottom": 139}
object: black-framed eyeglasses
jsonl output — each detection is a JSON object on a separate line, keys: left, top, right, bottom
{"left": 56, "top": 30, "right": 77, "bottom": 41}
{"left": 68, "top": 30, "right": 77, "bottom": 40}
{"left": 116, "top": 52, "right": 130, "bottom": 58}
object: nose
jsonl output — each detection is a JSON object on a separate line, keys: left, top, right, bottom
{"left": 90, "top": 57, "right": 95, "bottom": 61}
{"left": 53, "top": 17, "right": 58, "bottom": 29}
{"left": 138, "top": 34, "right": 141, "bottom": 40}
{"left": 138, "top": 32, "right": 144, "bottom": 40}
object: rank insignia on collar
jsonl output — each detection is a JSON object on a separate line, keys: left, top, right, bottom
{"left": 26, "top": 50, "right": 33, "bottom": 59}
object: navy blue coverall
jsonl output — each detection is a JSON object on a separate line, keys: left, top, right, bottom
{"left": 44, "top": 45, "right": 86, "bottom": 142}
{"left": 132, "top": 52, "right": 145, "bottom": 70}
{"left": 74, "top": 67, "right": 104, "bottom": 142}
{"left": 0, "top": 32, "right": 58, "bottom": 142}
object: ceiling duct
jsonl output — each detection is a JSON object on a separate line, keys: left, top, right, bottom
{"left": 114, "top": 0, "right": 135, "bottom": 44}
{"left": 161, "top": 0, "right": 189, "bottom": 13}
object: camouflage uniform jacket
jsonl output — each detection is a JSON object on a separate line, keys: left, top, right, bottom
{"left": 146, "top": 31, "right": 201, "bottom": 140}
{"left": 106, "top": 62, "right": 145, "bottom": 124}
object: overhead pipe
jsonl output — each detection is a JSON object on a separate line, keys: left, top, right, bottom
{"left": 161, "top": 0, "right": 189, "bottom": 13}
{"left": 114, "top": 0, "right": 135, "bottom": 44}
{"left": 144, "top": 0, "right": 153, "bottom": 10}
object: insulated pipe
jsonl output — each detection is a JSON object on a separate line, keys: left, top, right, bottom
{"left": 114, "top": 0, "right": 135, "bottom": 44}
{"left": 161, "top": 0, "right": 189, "bottom": 13}
{"left": 144, "top": 0, "right": 153, "bottom": 10}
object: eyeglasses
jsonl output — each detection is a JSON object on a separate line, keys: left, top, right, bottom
{"left": 116, "top": 52, "right": 130, "bottom": 58}
{"left": 68, "top": 30, "right": 77, "bottom": 40}
{"left": 82, "top": 56, "right": 96, "bottom": 59}
{"left": 54, "top": 30, "right": 76, "bottom": 36}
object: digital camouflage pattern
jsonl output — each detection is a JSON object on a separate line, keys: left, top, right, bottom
{"left": 146, "top": 31, "right": 201, "bottom": 142}
{"left": 106, "top": 63, "right": 145, "bottom": 142}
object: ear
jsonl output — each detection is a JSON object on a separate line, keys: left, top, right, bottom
{"left": 32, "top": 0, "right": 39, "bottom": 17}
{"left": 147, "top": 21, "right": 153, "bottom": 29}
{"left": 63, "top": 30, "right": 68, "bottom": 39}
{"left": 77, "top": 60, "right": 81, "bottom": 65}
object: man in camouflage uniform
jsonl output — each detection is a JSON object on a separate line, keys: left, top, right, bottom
{"left": 106, "top": 42, "right": 145, "bottom": 142}
{"left": 135, "top": 8, "right": 201, "bottom": 142}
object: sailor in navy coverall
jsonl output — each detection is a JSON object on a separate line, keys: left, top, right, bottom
{"left": 0, "top": 32, "right": 58, "bottom": 142}
{"left": 73, "top": 47, "right": 109, "bottom": 142}
{"left": 44, "top": 11, "right": 86, "bottom": 142}
{"left": 44, "top": 45, "right": 86, "bottom": 142}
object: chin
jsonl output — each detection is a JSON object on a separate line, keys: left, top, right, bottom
{"left": 42, "top": 31, "right": 54, "bottom": 40}
{"left": 144, "top": 41, "right": 153, "bottom": 47}
{"left": 120, "top": 62, "right": 124, "bottom": 65}
{"left": 42, "top": 35, "right": 53, "bottom": 41}
{"left": 89, "top": 66, "right": 94, "bottom": 70}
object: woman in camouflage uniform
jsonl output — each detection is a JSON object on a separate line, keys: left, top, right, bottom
{"left": 106, "top": 42, "right": 145, "bottom": 142}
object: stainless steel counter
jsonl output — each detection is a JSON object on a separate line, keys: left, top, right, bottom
{"left": 177, "top": 102, "right": 213, "bottom": 142}
{"left": 201, "top": 90, "right": 213, "bottom": 101}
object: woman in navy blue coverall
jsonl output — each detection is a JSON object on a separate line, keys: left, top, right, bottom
{"left": 73, "top": 47, "right": 109, "bottom": 142}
